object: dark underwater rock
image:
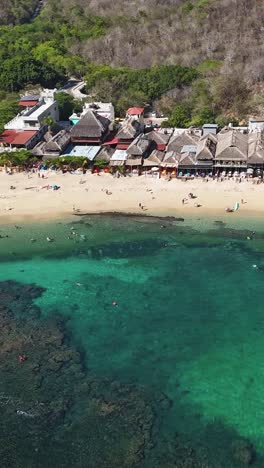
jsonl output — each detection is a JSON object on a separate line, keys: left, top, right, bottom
{"left": 0, "top": 280, "right": 157, "bottom": 468}
{"left": 231, "top": 439, "right": 255, "bottom": 465}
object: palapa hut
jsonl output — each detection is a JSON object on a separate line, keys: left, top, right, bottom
{"left": 32, "top": 129, "right": 71, "bottom": 158}
{"left": 70, "top": 110, "right": 110, "bottom": 144}
{"left": 194, "top": 133, "right": 217, "bottom": 173}
{"left": 94, "top": 145, "right": 115, "bottom": 164}
{"left": 143, "top": 149, "right": 164, "bottom": 167}
{"left": 160, "top": 151, "right": 179, "bottom": 177}
{"left": 166, "top": 130, "right": 199, "bottom": 153}
{"left": 214, "top": 130, "right": 248, "bottom": 171}
{"left": 143, "top": 149, "right": 164, "bottom": 176}
{"left": 126, "top": 134, "right": 151, "bottom": 173}
{"left": 116, "top": 117, "right": 141, "bottom": 149}
{"left": 247, "top": 131, "right": 264, "bottom": 173}
{"left": 146, "top": 130, "right": 171, "bottom": 151}
{"left": 177, "top": 145, "right": 197, "bottom": 174}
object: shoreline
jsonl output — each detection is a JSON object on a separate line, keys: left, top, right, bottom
{"left": 1, "top": 171, "right": 264, "bottom": 225}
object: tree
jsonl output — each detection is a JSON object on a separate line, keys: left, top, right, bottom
{"left": 167, "top": 105, "right": 192, "bottom": 128}
{"left": 55, "top": 92, "right": 82, "bottom": 120}
{"left": 43, "top": 116, "right": 55, "bottom": 132}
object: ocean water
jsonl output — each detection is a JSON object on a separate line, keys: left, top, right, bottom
{"left": 1, "top": 214, "right": 264, "bottom": 467}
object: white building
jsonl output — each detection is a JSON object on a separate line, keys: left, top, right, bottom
{"left": 249, "top": 118, "right": 264, "bottom": 133}
{"left": 69, "top": 102, "right": 115, "bottom": 125}
{"left": 4, "top": 89, "right": 59, "bottom": 131}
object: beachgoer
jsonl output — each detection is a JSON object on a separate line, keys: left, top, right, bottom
{"left": 182, "top": 199, "right": 185, "bottom": 205}
{"left": 139, "top": 203, "right": 141, "bottom": 207}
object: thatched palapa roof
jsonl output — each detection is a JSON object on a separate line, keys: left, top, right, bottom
{"left": 248, "top": 131, "right": 264, "bottom": 164}
{"left": 70, "top": 110, "right": 110, "bottom": 139}
{"left": 143, "top": 149, "right": 164, "bottom": 167}
{"left": 146, "top": 130, "right": 171, "bottom": 146}
{"left": 127, "top": 134, "right": 150, "bottom": 156}
{"left": 196, "top": 133, "right": 217, "bottom": 161}
{"left": 215, "top": 130, "right": 248, "bottom": 161}
{"left": 116, "top": 117, "right": 141, "bottom": 140}
{"left": 94, "top": 145, "right": 115, "bottom": 162}
{"left": 161, "top": 151, "right": 179, "bottom": 168}
{"left": 167, "top": 130, "right": 199, "bottom": 153}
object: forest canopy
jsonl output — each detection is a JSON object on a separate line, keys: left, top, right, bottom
{"left": 0, "top": 0, "right": 262, "bottom": 124}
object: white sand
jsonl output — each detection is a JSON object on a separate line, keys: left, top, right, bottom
{"left": 0, "top": 171, "right": 263, "bottom": 223}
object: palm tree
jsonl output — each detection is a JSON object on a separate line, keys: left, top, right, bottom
{"left": 43, "top": 116, "right": 55, "bottom": 133}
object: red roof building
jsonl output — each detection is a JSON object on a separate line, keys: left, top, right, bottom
{"left": 0, "top": 130, "right": 39, "bottom": 149}
{"left": 126, "top": 107, "right": 144, "bottom": 116}
{"left": 18, "top": 95, "right": 40, "bottom": 107}
{"left": 18, "top": 100, "right": 39, "bottom": 107}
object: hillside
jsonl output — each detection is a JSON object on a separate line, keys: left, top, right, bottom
{"left": 0, "top": 0, "right": 263, "bottom": 125}
{"left": 0, "top": 0, "right": 38, "bottom": 24}
{"left": 44, "top": 0, "right": 264, "bottom": 82}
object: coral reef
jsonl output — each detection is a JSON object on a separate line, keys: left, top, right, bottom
{"left": 0, "top": 281, "right": 155, "bottom": 468}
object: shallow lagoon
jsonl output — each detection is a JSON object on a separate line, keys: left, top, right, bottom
{"left": 1, "top": 214, "right": 264, "bottom": 466}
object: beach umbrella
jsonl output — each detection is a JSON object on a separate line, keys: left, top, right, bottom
{"left": 247, "top": 168, "right": 254, "bottom": 174}
{"left": 151, "top": 167, "right": 159, "bottom": 171}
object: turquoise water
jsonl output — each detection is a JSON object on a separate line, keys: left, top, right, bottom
{"left": 1, "top": 214, "right": 264, "bottom": 466}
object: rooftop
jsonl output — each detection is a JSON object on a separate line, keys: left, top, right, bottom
{"left": 62, "top": 145, "right": 101, "bottom": 160}
{"left": 110, "top": 149, "right": 127, "bottom": 161}
{"left": 126, "top": 107, "right": 144, "bottom": 116}
{"left": 0, "top": 130, "right": 37, "bottom": 146}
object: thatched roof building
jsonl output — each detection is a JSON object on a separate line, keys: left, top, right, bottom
{"left": 215, "top": 130, "right": 248, "bottom": 161}
{"left": 196, "top": 133, "right": 217, "bottom": 161}
{"left": 70, "top": 110, "right": 110, "bottom": 144}
{"left": 146, "top": 130, "right": 171, "bottom": 148}
{"left": 167, "top": 130, "right": 199, "bottom": 153}
{"left": 94, "top": 145, "right": 115, "bottom": 163}
{"left": 247, "top": 132, "right": 264, "bottom": 165}
{"left": 116, "top": 118, "right": 141, "bottom": 149}
{"left": 32, "top": 129, "right": 71, "bottom": 158}
{"left": 127, "top": 134, "right": 150, "bottom": 156}
{"left": 143, "top": 149, "right": 164, "bottom": 167}
{"left": 161, "top": 151, "right": 179, "bottom": 168}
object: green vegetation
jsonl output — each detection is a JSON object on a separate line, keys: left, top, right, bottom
{"left": 0, "top": 0, "right": 39, "bottom": 25}
{"left": 0, "top": 0, "right": 261, "bottom": 128}
{"left": 44, "top": 156, "right": 88, "bottom": 169}
{"left": 0, "top": 149, "right": 36, "bottom": 167}
{"left": 56, "top": 93, "right": 82, "bottom": 120}
{"left": 0, "top": 94, "right": 19, "bottom": 133}
{"left": 86, "top": 64, "right": 198, "bottom": 114}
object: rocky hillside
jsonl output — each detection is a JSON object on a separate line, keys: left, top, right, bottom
{"left": 46, "top": 0, "right": 264, "bottom": 84}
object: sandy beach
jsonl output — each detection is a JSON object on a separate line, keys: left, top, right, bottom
{"left": 0, "top": 171, "right": 264, "bottom": 223}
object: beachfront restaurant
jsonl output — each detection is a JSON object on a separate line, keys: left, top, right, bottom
{"left": 247, "top": 132, "right": 264, "bottom": 177}
{"left": 143, "top": 149, "right": 164, "bottom": 177}
{"left": 61, "top": 145, "right": 101, "bottom": 168}
{"left": 160, "top": 151, "right": 179, "bottom": 178}
{"left": 213, "top": 130, "right": 248, "bottom": 176}
{"left": 109, "top": 149, "right": 127, "bottom": 172}
{"left": 93, "top": 146, "right": 115, "bottom": 173}
{"left": 125, "top": 134, "right": 150, "bottom": 175}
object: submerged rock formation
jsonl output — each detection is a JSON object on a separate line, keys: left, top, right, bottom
{"left": 0, "top": 280, "right": 155, "bottom": 467}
